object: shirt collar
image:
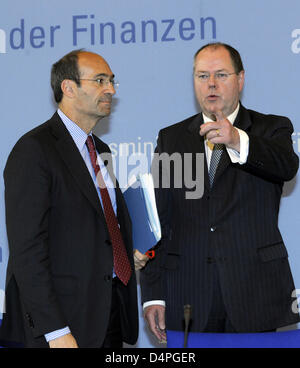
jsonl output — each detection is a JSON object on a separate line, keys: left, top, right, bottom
{"left": 57, "top": 109, "right": 93, "bottom": 152}
{"left": 202, "top": 103, "right": 240, "bottom": 125}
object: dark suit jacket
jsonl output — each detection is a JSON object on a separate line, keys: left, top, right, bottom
{"left": 140, "top": 104, "right": 300, "bottom": 332}
{"left": 0, "top": 112, "right": 138, "bottom": 347}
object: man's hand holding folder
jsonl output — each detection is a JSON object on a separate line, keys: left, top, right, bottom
{"left": 123, "top": 173, "right": 161, "bottom": 270}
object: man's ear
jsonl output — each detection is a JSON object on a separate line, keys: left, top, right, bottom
{"left": 61, "top": 79, "right": 77, "bottom": 98}
{"left": 238, "top": 70, "right": 245, "bottom": 92}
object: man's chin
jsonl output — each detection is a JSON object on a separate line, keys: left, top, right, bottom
{"left": 98, "top": 107, "right": 111, "bottom": 117}
{"left": 202, "top": 104, "right": 227, "bottom": 118}
{"left": 202, "top": 108, "right": 219, "bottom": 119}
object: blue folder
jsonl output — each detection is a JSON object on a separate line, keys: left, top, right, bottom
{"left": 123, "top": 175, "right": 160, "bottom": 254}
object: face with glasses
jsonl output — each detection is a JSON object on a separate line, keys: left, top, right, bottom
{"left": 193, "top": 46, "right": 244, "bottom": 119}
{"left": 73, "top": 52, "right": 117, "bottom": 122}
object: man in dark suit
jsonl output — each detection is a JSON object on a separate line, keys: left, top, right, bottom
{"left": 0, "top": 50, "right": 138, "bottom": 348}
{"left": 140, "top": 42, "right": 300, "bottom": 341}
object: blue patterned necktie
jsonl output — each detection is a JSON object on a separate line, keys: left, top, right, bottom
{"left": 209, "top": 143, "right": 224, "bottom": 187}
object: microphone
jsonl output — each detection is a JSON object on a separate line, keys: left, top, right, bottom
{"left": 183, "top": 304, "right": 192, "bottom": 348}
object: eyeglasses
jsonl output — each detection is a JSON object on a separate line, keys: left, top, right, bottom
{"left": 194, "top": 72, "right": 236, "bottom": 83}
{"left": 79, "top": 77, "right": 119, "bottom": 89}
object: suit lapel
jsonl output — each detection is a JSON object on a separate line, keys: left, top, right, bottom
{"left": 93, "top": 135, "right": 123, "bottom": 224}
{"left": 233, "top": 103, "right": 252, "bottom": 132}
{"left": 94, "top": 138, "right": 129, "bottom": 223}
{"left": 93, "top": 136, "right": 116, "bottom": 187}
{"left": 49, "top": 113, "right": 106, "bottom": 223}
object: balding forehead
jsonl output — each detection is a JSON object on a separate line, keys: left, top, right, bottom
{"left": 193, "top": 45, "right": 233, "bottom": 71}
{"left": 77, "top": 51, "right": 113, "bottom": 77}
{"left": 78, "top": 51, "right": 107, "bottom": 63}
{"left": 196, "top": 45, "right": 229, "bottom": 59}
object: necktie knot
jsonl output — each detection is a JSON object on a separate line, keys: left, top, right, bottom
{"left": 86, "top": 136, "right": 99, "bottom": 175}
{"left": 86, "top": 135, "right": 95, "bottom": 154}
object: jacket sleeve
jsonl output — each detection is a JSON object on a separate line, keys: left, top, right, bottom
{"left": 243, "top": 115, "right": 299, "bottom": 183}
{"left": 4, "top": 136, "right": 66, "bottom": 338}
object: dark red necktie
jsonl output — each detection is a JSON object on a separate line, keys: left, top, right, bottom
{"left": 86, "top": 136, "right": 132, "bottom": 285}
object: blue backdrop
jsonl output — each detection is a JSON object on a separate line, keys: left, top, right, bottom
{"left": 1, "top": 0, "right": 300, "bottom": 348}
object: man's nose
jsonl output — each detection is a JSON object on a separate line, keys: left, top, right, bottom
{"left": 105, "top": 82, "right": 116, "bottom": 95}
{"left": 208, "top": 74, "right": 217, "bottom": 87}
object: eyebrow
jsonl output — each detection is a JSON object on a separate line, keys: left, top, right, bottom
{"left": 94, "top": 73, "right": 115, "bottom": 79}
{"left": 196, "top": 69, "right": 228, "bottom": 73}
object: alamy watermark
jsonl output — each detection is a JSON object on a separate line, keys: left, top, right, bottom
{"left": 98, "top": 151, "right": 205, "bottom": 200}
{"left": 291, "top": 289, "right": 300, "bottom": 314}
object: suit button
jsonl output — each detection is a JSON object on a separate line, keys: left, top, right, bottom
{"left": 210, "top": 226, "right": 216, "bottom": 232}
{"left": 105, "top": 240, "right": 112, "bottom": 246}
{"left": 206, "top": 257, "right": 215, "bottom": 264}
{"left": 104, "top": 275, "right": 111, "bottom": 282}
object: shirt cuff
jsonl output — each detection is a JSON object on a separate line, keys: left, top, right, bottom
{"left": 44, "top": 327, "right": 71, "bottom": 342}
{"left": 143, "top": 300, "right": 166, "bottom": 310}
{"left": 226, "top": 128, "right": 249, "bottom": 164}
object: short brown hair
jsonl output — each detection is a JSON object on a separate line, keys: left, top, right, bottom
{"left": 51, "top": 49, "right": 84, "bottom": 103}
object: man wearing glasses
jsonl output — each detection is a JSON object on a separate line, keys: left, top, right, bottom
{"left": 141, "top": 43, "right": 300, "bottom": 341}
{"left": 0, "top": 50, "right": 139, "bottom": 348}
